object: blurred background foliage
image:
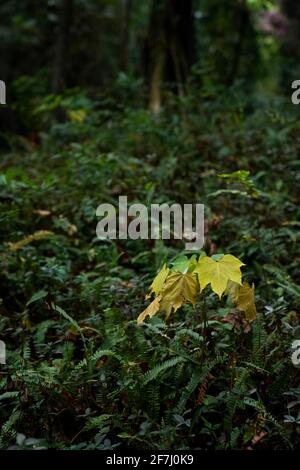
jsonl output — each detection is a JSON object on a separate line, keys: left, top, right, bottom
{"left": 0, "top": 0, "right": 299, "bottom": 120}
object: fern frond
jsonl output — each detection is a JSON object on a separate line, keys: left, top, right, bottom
{"left": 143, "top": 357, "right": 186, "bottom": 386}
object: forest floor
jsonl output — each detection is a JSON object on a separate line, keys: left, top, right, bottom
{"left": 0, "top": 87, "right": 300, "bottom": 449}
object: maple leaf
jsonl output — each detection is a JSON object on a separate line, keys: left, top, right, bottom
{"left": 194, "top": 254, "right": 245, "bottom": 299}
{"left": 137, "top": 295, "right": 161, "bottom": 324}
{"left": 229, "top": 282, "right": 257, "bottom": 321}
{"left": 146, "top": 264, "right": 169, "bottom": 299}
{"left": 159, "top": 272, "right": 198, "bottom": 318}
{"left": 139, "top": 271, "right": 198, "bottom": 322}
{"left": 170, "top": 255, "right": 197, "bottom": 273}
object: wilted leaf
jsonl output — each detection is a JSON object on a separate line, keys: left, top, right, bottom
{"left": 222, "top": 309, "right": 252, "bottom": 333}
{"left": 251, "top": 431, "right": 267, "bottom": 446}
{"left": 194, "top": 254, "right": 245, "bottom": 298}
{"left": 230, "top": 282, "right": 257, "bottom": 321}
{"left": 137, "top": 295, "right": 161, "bottom": 324}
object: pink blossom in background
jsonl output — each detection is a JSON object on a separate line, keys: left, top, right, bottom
{"left": 258, "top": 10, "right": 288, "bottom": 37}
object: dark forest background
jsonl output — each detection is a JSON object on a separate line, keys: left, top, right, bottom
{"left": 0, "top": 0, "right": 300, "bottom": 451}
{"left": 1, "top": 0, "right": 300, "bottom": 122}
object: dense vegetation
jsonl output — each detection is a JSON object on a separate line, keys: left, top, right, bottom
{"left": 0, "top": 0, "right": 300, "bottom": 451}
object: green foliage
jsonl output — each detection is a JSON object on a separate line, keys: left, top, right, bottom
{"left": 0, "top": 82, "right": 300, "bottom": 450}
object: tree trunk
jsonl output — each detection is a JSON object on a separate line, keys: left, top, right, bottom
{"left": 148, "top": 0, "right": 166, "bottom": 113}
{"left": 120, "top": 0, "right": 132, "bottom": 73}
{"left": 52, "top": 0, "right": 73, "bottom": 94}
{"left": 147, "top": 0, "right": 194, "bottom": 113}
{"left": 227, "top": 4, "right": 250, "bottom": 86}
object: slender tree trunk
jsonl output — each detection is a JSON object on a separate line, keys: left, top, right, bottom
{"left": 147, "top": 0, "right": 194, "bottom": 113}
{"left": 52, "top": 0, "right": 73, "bottom": 94}
{"left": 169, "top": 0, "right": 195, "bottom": 82}
{"left": 148, "top": 0, "right": 166, "bottom": 113}
{"left": 227, "top": 5, "right": 249, "bottom": 86}
{"left": 149, "top": 49, "right": 165, "bottom": 113}
{"left": 120, "top": 0, "right": 132, "bottom": 73}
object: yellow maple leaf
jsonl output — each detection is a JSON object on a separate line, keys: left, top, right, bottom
{"left": 137, "top": 295, "right": 161, "bottom": 324}
{"left": 194, "top": 254, "right": 245, "bottom": 299}
{"left": 230, "top": 282, "right": 257, "bottom": 321}
{"left": 159, "top": 272, "right": 198, "bottom": 318}
{"left": 146, "top": 263, "right": 169, "bottom": 299}
{"left": 138, "top": 271, "right": 198, "bottom": 323}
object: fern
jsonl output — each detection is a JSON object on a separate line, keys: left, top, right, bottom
{"left": 73, "top": 348, "right": 123, "bottom": 372}
{"left": 22, "top": 338, "right": 31, "bottom": 362}
{"left": 174, "top": 328, "right": 204, "bottom": 346}
{"left": 243, "top": 397, "right": 289, "bottom": 444}
{"left": 0, "top": 409, "right": 22, "bottom": 448}
{"left": 251, "top": 319, "right": 267, "bottom": 366}
{"left": 176, "top": 369, "right": 203, "bottom": 415}
{"left": 146, "top": 383, "right": 161, "bottom": 420}
{"left": 230, "top": 427, "right": 240, "bottom": 448}
{"left": 176, "top": 356, "right": 225, "bottom": 415}
{"left": 224, "top": 396, "right": 238, "bottom": 433}
{"left": 52, "top": 303, "right": 86, "bottom": 350}
{"left": 34, "top": 320, "right": 56, "bottom": 349}
{"left": 143, "top": 357, "right": 186, "bottom": 386}
{"left": 235, "top": 366, "right": 251, "bottom": 391}
{"left": 0, "top": 391, "right": 19, "bottom": 401}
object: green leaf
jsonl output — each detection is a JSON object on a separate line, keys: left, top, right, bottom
{"left": 171, "top": 255, "right": 197, "bottom": 273}
{"left": 26, "top": 290, "right": 48, "bottom": 306}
